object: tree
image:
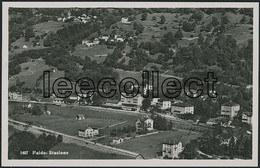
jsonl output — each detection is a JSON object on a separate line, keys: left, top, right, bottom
{"left": 221, "top": 16, "right": 229, "bottom": 24}
{"left": 212, "top": 17, "right": 219, "bottom": 27}
{"left": 24, "top": 26, "right": 35, "bottom": 41}
{"left": 57, "top": 135, "right": 63, "bottom": 143}
{"left": 159, "top": 15, "right": 166, "bottom": 24}
{"left": 141, "top": 12, "right": 148, "bottom": 21}
{"left": 198, "top": 33, "right": 204, "bottom": 45}
{"left": 142, "top": 98, "right": 151, "bottom": 111}
{"left": 174, "top": 28, "right": 183, "bottom": 39}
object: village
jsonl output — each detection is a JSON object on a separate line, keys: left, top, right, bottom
{"left": 7, "top": 7, "right": 253, "bottom": 160}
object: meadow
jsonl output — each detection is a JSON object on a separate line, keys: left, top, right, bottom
{"left": 9, "top": 102, "right": 144, "bottom": 136}
{"left": 113, "top": 130, "right": 202, "bottom": 159}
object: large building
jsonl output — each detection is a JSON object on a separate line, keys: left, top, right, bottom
{"left": 121, "top": 93, "right": 143, "bottom": 111}
{"left": 136, "top": 117, "right": 154, "bottom": 133}
{"left": 158, "top": 99, "right": 171, "bottom": 110}
{"left": 171, "top": 103, "right": 194, "bottom": 114}
{"left": 78, "top": 127, "right": 99, "bottom": 138}
{"left": 162, "top": 141, "right": 183, "bottom": 159}
{"left": 220, "top": 101, "right": 240, "bottom": 119}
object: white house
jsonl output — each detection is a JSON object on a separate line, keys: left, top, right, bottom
{"left": 100, "top": 35, "right": 109, "bottom": 42}
{"left": 121, "top": 17, "right": 131, "bottom": 24}
{"left": 112, "top": 138, "right": 124, "bottom": 144}
{"left": 53, "top": 97, "right": 64, "bottom": 104}
{"left": 220, "top": 101, "right": 240, "bottom": 119}
{"left": 78, "top": 127, "right": 99, "bottom": 138}
{"left": 242, "top": 112, "right": 252, "bottom": 125}
{"left": 9, "top": 92, "right": 22, "bottom": 100}
{"left": 82, "top": 38, "right": 100, "bottom": 47}
{"left": 23, "top": 45, "right": 28, "bottom": 49}
{"left": 158, "top": 100, "right": 171, "bottom": 110}
{"left": 162, "top": 141, "right": 183, "bottom": 159}
{"left": 151, "top": 98, "right": 159, "bottom": 105}
{"left": 171, "top": 103, "right": 194, "bottom": 114}
{"left": 76, "top": 114, "right": 85, "bottom": 120}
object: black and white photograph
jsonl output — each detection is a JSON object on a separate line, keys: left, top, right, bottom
{"left": 1, "top": 1, "right": 259, "bottom": 167}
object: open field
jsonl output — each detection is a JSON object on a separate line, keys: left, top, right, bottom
{"left": 45, "top": 143, "right": 133, "bottom": 159}
{"left": 72, "top": 44, "right": 114, "bottom": 63}
{"left": 113, "top": 130, "right": 202, "bottom": 159}
{"left": 9, "top": 102, "right": 144, "bottom": 136}
{"left": 10, "top": 21, "right": 68, "bottom": 56}
{"left": 9, "top": 59, "right": 64, "bottom": 89}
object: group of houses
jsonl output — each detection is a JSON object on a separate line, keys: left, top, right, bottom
{"left": 58, "top": 13, "right": 97, "bottom": 24}
{"left": 82, "top": 34, "right": 126, "bottom": 48}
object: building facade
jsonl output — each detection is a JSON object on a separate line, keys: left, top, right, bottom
{"left": 9, "top": 92, "right": 22, "bottom": 100}
{"left": 162, "top": 141, "right": 183, "bottom": 159}
{"left": 78, "top": 127, "right": 99, "bottom": 138}
{"left": 220, "top": 101, "right": 240, "bottom": 119}
{"left": 136, "top": 117, "right": 154, "bottom": 133}
{"left": 242, "top": 112, "right": 252, "bottom": 125}
{"left": 171, "top": 103, "right": 194, "bottom": 114}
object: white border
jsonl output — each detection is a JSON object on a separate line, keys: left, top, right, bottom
{"left": 2, "top": 2, "right": 259, "bottom": 167}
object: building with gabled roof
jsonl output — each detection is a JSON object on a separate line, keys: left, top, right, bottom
{"left": 136, "top": 116, "right": 154, "bottom": 133}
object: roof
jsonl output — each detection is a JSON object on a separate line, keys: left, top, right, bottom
{"left": 77, "top": 114, "right": 84, "bottom": 117}
{"left": 242, "top": 112, "right": 252, "bottom": 117}
{"left": 162, "top": 140, "right": 181, "bottom": 145}
{"left": 219, "top": 129, "right": 234, "bottom": 139}
{"left": 172, "top": 102, "right": 193, "bottom": 107}
{"left": 222, "top": 101, "right": 239, "bottom": 107}
{"left": 136, "top": 116, "right": 153, "bottom": 123}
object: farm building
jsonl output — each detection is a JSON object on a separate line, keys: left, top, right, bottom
{"left": 112, "top": 138, "right": 124, "bottom": 144}
{"left": 78, "top": 127, "right": 99, "bottom": 138}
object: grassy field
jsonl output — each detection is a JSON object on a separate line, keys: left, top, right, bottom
{"left": 72, "top": 44, "right": 114, "bottom": 63}
{"left": 10, "top": 21, "right": 67, "bottom": 56}
{"left": 9, "top": 102, "right": 144, "bottom": 136}
{"left": 113, "top": 130, "right": 202, "bottom": 159}
{"left": 9, "top": 59, "right": 64, "bottom": 89}
{"left": 45, "top": 143, "right": 133, "bottom": 159}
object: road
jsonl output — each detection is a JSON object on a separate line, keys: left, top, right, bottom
{"left": 8, "top": 118, "right": 140, "bottom": 158}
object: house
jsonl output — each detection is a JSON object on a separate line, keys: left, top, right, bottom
{"left": 53, "top": 97, "right": 64, "bottom": 104}
{"left": 242, "top": 112, "right": 252, "bottom": 125}
{"left": 171, "top": 103, "right": 194, "bottom": 114}
{"left": 100, "top": 35, "right": 109, "bottom": 42}
{"left": 82, "top": 38, "right": 100, "bottom": 47}
{"left": 136, "top": 116, "right": 154, "bottom": 133}
{"left": 9, "top": 92, "right": 22, "bottom": 100}
{"left": 220, "top": 101, "right": 240, "bottom": 119}
{"left": 121, "top": 93, "right": 143, "bottom": 106}
{"left": 78, "top": 127, "right": 99, "bottom": 138}
{"left": 206, "top": 118, "right": 221, "bottom": 126}
{"left": 216, "top": 130, "right": 237, "bottom": 146}
{"left": 112, "top": 138, "right": 124, "bottom": 144}
{"left": 76, "top": 114, "right": 85, "bottom": 120}
{"left": 44, "top": 111, "right": 52, "bottom": 115}
{"left": 23, "top": 103, "right": 32, "bottom": 109}
{"left": 116, "top": 37, "right": 124, "bottom": 42}
{"left": 220, "top": 118, "right": 233, "bottom": 127}
{"left": 158, "top": 100, "right": 171, "bottom": 110}
{"left": 121, "top": 17, "right": 131, "bottom": 24}
{"left": 151, "top": 98, "right": 159, "bottom": 105}
{"left": 23, "top": 45, "right": 28, "bottom": 49}
{"left": 162, "top": 141, "right": 183, "bottom": 159}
